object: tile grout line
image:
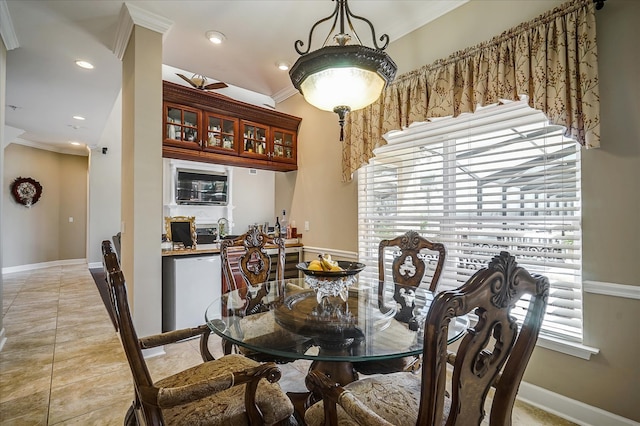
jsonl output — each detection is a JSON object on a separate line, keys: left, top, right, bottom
{"left": 45, "top": 268, "right": 63, "bottom": 425}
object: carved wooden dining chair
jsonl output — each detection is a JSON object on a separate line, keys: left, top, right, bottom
{"left": 219, "top": 228, "right": 307, "bottom": 360}
{"left": 101, "top": 240, "right": 295, "bottom": 426}
{"left": 220, "top": 226, "right": 285, "bottom": 299}
{"left": 354, "top": 230, "right": 446, "bottom": 374}
{"left": 305, "top": 251, "right": 550, "bottom": 426}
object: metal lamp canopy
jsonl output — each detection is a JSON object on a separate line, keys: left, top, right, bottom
{"left": 289, "top": 0, "right": 397, "bottom": 140}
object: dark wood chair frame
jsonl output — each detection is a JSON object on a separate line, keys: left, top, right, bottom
{"left": 377, "top": 230, "right": 446, "bottom": 323}
{"left": 354, "top": 230, "right": 446, "bottom": 375}
{"left": 101, "top": 240, "right": 292, "bottom": 426}
{"left": 308, "top": 251, "right": 550, "bottom": 426}
{"left": 219, "top": 228, "right": 286, "bottom": 355}
{"left": 220, "top": 228, "right": 285, "bottom": 289}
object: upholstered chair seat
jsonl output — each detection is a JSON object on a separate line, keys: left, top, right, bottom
{"left": 157, "top": 354, "right": 294, "bottom": 425}
{"left": 305, "top": 373, "right": 422, "bottom": 426}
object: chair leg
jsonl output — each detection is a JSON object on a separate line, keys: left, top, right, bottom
{"left": 222, "top": 337, "right": 234, "bottom": 355}
{"left": 124, "top": 403, "right": 137, "bottom": 426}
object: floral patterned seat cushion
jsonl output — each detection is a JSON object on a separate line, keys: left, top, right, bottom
{"left": 305, "top": 372, "right": 450, "bottom": 426}
{"left": 156, "top": 354, "right": 294, "bottom": 425}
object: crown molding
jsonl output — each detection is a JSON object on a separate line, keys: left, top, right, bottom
{"left": 272, "top": 85, "right": 299, "bottom": 104}
{"left": 113, "top": 2, "right": 173, "bottom": 60}
{"left": 0, "top": 0, "right": 19, "bottom": 50}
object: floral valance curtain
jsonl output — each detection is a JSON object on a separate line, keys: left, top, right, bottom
{"left": 342, "top": 0, "right": 600, "bottom": 182}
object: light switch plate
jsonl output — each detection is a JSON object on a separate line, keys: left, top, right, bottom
{"left": 304, "top": 221, "right": 310, "bottom": 231}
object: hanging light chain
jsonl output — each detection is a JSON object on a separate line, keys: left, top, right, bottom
{"left": 294, "top": 0, "right": 390, "bottom": 55}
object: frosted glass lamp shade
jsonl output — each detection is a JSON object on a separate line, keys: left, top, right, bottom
{"left": 290, "top": 45, "right": 397, "bottom": 113}
{"left": 300, "top": 67, "right": 386, "bottom": 112}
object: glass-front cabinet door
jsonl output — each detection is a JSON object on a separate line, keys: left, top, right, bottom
{"left": 272, "top": 128, "right": 296, "bottom": 164}
{"left": 164, "top": 102, "right": 201, "bottom": 149}
{"left": 203, "top": 112, "right": 238, "bottom": 154}
{"left": 240, "top": 121, "right": 269, "bottom": 159}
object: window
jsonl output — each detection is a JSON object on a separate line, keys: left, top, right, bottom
{"left": 358, "top": 100, "right": 582, "bottom": 342}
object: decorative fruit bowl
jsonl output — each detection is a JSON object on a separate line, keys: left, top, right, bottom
{"left": 296, "top": 259, "right": 366, "bottom": 302}
{"left": 296, "top": 260, "right": 366, "bottom": 277}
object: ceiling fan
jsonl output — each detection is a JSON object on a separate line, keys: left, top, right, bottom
{"left": 176, "top": 73, "right": 228, "bottom": 91}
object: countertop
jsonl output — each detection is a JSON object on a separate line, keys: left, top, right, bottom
{"left": 161, "top": 239, "right": 303, "bottom": 256}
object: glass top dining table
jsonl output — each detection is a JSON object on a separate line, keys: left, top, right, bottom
{"left": 205, "top": 277, "right": 469, "bottom": 374}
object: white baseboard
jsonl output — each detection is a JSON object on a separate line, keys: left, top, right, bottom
{"left": 2, "top": 258, "right": 86, "bottom": 274}
{"left": 88, "top": 261, "right": 103, "bottom": 269}
{"left": 518, "top": 381, "right": 639, "bottom": 426}
{"left": 0, "top": 328, "right": 6, "bottom": 353}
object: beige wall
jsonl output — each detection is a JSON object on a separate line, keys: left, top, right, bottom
{"left": 276, "top": 95, "right": 358, "bottom": 254}
{"left": 2, "top": 144, "right": 87, "bottom": 267}
{"left": 278, "top": 0, "right": 640, "bottom": 421}
{"left": 87, "top": 91, "right": 122, "bottom": 265}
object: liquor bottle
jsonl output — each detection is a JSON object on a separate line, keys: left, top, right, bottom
{"left": 280, "top": 210, "right": 288, "bottom": 238}
{"left": 274, "top": 216, "right": 281, "bottom": 237}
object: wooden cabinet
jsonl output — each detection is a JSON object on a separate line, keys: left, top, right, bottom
{"left": 238, "top": 122, "right": 297, "bottom": 165}
{"left": 271, "top": 128, "right": 297, "bottom": 164}
{"left": 162, "top": 81, "right": 301, "bottom": 172}
{"left": 203, "top": 112, "right": 239, "bottom": 154}
{"left": 240, "top": 120, "right": 269, "bottom": 159}
{"left": 164, "top": 103, "right": 201, "bottom": 150}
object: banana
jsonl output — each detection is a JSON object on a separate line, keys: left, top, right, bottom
{"left": 319, "top": 254, "right": 333, "bottom": 271}
{"left": 319, "top": 253, "right": 343, "bottom": 271}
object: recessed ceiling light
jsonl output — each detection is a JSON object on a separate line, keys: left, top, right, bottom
{"left": 70, "top": 141, "right": 82, "bottom": 146}
{"left": 205, "top": 31, "right": 226, "bottom": 45}
{"left": 277, "top": 61, "right": 291, "bottom": 71}
{"left": 75, "top": 60, "right": 94, "bottom": 69}
{"left": 73, "top": 115, "right": 85, "bottom": 120}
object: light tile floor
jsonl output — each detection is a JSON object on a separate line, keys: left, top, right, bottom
{"left": 1, "top": 265, "right": 576, "bottom": 425}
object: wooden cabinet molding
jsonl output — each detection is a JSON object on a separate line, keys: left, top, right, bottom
{"left": 163, "top": 81, "right": 301, "bottom": 172}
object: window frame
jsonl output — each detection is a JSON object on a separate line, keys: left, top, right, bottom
{"left": 357, "top": 99, "right": 599, "bottom": 359}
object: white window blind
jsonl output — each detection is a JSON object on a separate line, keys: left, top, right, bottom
{"left": 357, "top": 100, "right": 582, "bottom": 342}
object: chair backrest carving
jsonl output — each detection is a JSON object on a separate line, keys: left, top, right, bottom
{"left": 418, "top": 251, "right": 550, "bottom": 425}
{"left": 101, "top": 240, "right": 164, "bottom": 424}
{"left": 221, "top": 227, "right": 285, "bottom": 288}
{"left": 378, "top": 230, "right": 446, "bottom": 322}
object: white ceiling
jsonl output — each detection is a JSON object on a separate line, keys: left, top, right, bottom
{"left": 3, "top": 0, "right": 467, "bottom": 155}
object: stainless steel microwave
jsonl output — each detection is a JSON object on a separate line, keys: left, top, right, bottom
{"left": 175, "top": 169, "right": 228, "bottom": 206}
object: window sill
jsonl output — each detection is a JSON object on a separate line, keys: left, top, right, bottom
{"left": 536, "top": 335, "right": 599, "bottom": 360}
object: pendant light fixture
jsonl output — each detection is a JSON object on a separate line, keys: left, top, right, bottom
{"left": 289, "top": 0, "right": 397, "bottom": 140}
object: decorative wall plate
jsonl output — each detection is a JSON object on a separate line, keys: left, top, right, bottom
{"left": 10, "top": 177, "right": 43, "bottom": 207}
